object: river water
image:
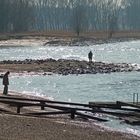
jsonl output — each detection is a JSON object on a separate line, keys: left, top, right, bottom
{"left": 0, "top": 40, "right": 140, "bottom": 136}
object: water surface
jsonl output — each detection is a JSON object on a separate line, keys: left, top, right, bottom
{"left": 0, "top": 40, "right": 140, "bottom": 64}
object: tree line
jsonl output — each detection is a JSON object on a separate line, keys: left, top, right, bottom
{"left": 0, "top": 0, "right": 140, "bottom": 35}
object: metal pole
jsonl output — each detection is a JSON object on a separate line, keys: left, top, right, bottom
{"left": 133, "top": 93, "right": 139, "bottom": 104}
{"left": 136, "top": 93, "right": 139, "bottom": 105}
{"left": 133, "top": 93, "right": 135, "bottom": 104}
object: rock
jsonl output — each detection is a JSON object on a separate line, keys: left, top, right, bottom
{"left": 0, "top": 59, "right": 138, "bottom": 75}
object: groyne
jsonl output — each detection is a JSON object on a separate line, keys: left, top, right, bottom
{"left": 0, "top": 59, "right": 139, "bottom": 75}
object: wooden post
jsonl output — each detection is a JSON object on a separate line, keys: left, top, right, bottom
{"left": 116, "top": 101, "right": 122, "bottom": 108}
{"left": 71, "top": 109, "right": 75, "bottom": 119}
{"left": 17, "top": 106, "right": 21, "bottom": 113}
{"left": 40, "top": 101, "right": 45, "bottom": 110}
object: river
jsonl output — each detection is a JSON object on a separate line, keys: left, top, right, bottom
{"left": 0, "top": 40, "right": 140, "bottom": 136}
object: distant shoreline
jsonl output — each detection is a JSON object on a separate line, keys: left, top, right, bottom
{"left": 0, "top": 31, "right": 140, "bottom": 46}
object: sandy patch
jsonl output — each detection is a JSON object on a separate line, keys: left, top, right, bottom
{"left": 0, "top": 39, "right": 47, "bottom": 47}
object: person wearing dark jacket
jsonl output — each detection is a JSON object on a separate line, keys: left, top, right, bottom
{"left": 88, "top": 51, "right": 93, "bottom": 62}
{"left": 3, "top": 71, "right": 10, "bottom": 95}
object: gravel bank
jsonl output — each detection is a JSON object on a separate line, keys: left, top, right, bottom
{"left": 0, "top": 92, "right": 139, "bottom": 140}
{"left": 0, "top": 113, "right": 139, "bottom": 140}
{"left": 0, "top": 59, "right": 138, "bottom": 75}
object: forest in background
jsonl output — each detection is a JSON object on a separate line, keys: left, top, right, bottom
{"left": 0, "top": 0, "right": 140, "bottom": 36}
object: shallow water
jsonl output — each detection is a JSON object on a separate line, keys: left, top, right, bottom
{"left": 0, "top": 40, "right": 140, "bottom": 136}
{"left": 6, "top": 72, "right": 140, "bottom": 103}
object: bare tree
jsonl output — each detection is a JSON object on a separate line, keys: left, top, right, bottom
{"left": 0, "top": 0, "right": 140, "bottom": 33}
{"left": 125, "top": 0, "right": 140, "bottom": 30}
{"left": 71, "top": 2, "right": 88, "bottom": 36}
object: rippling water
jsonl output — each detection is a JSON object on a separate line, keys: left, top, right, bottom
{"left": 1, "top": 40, "right": 140, "bottom": 136}
{"left": 3, "top": 71, "right": 139, "bottom": 136}
{"left": 0, "top": 40, "right": 140, "bottom": 63}
{"left": 6, "top": 72, "right": 140, "bottom": 103}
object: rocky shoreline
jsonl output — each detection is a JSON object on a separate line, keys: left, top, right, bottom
{"left": 0, "top": 59, "right": 139, "bottom": 75}
{"left": 43, "top": 37, "right": 137, "bottom": 46}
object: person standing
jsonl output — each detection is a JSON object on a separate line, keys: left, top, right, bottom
{"left": 88, "top": 51, "right": 93, "bottom": 62}
{"left": 3, "top": 71, "right": 10, "bottom": 95}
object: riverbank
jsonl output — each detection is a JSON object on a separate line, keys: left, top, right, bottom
{"left": 0, "top": 92, "right": 139, "bottom": 140}
{"left": 0, "top": 113, "right": 139, "bottom": 140}
{"left": 0, "top": 31, "right": 140, "bottom": 46}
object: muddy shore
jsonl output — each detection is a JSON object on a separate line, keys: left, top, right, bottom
{"left": 0, "top": 92, "right": 139, "bottom": 140}
{"left": 0, "top": 113, "right": 139, "bottom": 140}
{"left": 0, "top": 31, "right": 140, "bottom": 47}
